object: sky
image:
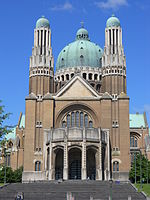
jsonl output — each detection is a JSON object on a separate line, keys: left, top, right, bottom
{"left": 0, "top": 0, "right": 150, "bottom": 126}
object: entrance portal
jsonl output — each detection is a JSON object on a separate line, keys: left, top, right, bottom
{"left": 55, "top": 148, "right": 63, "bottom": 180}
{"left": 68, "top": 148, "right": 81, "bottom": 179}
{"left": 86, "top": 148, "right": 96, "bottom": 180}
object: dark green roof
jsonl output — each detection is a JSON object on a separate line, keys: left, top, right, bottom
{"left": 56, "top": 28, "right": 103, "bottom": 70}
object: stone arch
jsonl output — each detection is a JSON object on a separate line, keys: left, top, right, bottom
{"left": 53, "top": 146, "right": 64, "bottom": 180}
{"left": 130, "top": 131, "right": 141, "bottom": 139}
{"left": 86, "top": 145, "right": 98, "bottom": 180}
{"left": 68, "top": 147, "right": 82, "bottom": 179}
{"left": 56, "top": 103, "right": 99, "bottom": 128}
{"left": 68, "top": 145, "right": 82, "bottom": 151}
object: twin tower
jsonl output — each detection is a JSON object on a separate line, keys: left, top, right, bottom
{"left": 23, "top": 15, "right": 130, "bottom": 182}
{"left": 29, "top": 15, "right": 126, "bottom": 97}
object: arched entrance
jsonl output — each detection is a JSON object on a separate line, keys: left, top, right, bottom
{"left": 86, "top": 148, "right": 96, "bottom": 180}
{"left": 55, "top": 148, "right": 63, "bottom": 180}
{"left": 68, "top": 148, "right": 81, "bottom": 179}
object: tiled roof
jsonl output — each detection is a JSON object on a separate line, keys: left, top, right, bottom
{"left": 19, "top": 114, "right": 25, "bottom": 128}
{"left": 129, "top": 113, "right": 146, "bottom": 128}
{"left": 5, "top": 127, "right": 16, "bottom": 140}
{"left": 0, "top": 114, "right": 25, "bottom": 142}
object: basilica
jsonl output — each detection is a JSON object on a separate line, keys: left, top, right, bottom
{"left": 1, "top": 15, "right": 150, "bottom": 182}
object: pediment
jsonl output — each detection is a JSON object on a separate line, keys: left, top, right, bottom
{"left": 55, "top": 75, "right": 100, "bottom": 99}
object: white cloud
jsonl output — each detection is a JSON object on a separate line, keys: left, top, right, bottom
{"left": 51, "top": 2, "right": 73, "bottom": 11}
{"left": 95, "top": 0, "right": 128, "bottom": 10}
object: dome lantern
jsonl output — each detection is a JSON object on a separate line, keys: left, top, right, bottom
{"left": 106, "top": 14, "right": 120, "bottom": 28}
{"left": 36, "top": 16, "right": 50, "bottom": 28}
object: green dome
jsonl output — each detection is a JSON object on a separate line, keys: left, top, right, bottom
{"left": 106, "top": 15, "right": 120, "bottom": 28}
{"left": 56, "top": 28, "right": 103, "bottom": 71}
{"left": 36, "top": 16, "right": 50, "bottom": 28}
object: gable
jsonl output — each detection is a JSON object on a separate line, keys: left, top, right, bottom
{"left": 55, "top": 76, "right": 99, "bottom": 99}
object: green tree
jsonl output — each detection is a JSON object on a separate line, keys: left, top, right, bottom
{"left": 0, "top": 166, "right": 23, "bottom": 183}
{"left": 129, "top": 153, "right": 150, "bottom": 183}
{"left": 0, "top": 100, "right": 12, "bottom": 139}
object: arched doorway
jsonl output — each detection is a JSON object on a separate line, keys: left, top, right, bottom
{"left": 86, "top": 148, "right": 96, "bottom": 180}
{"left": 68, "top": 148, "right": 81, "bottom": 179}
{"left": 55, "top": 148, "right": 63, "bottom": 180}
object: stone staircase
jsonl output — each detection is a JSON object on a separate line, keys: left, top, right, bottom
{"left": 0, "top": 181, "right": 146, "bottom": 200}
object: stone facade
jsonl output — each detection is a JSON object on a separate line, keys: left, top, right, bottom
{"left": 22, "top": 15, "right": 130, "bottom": 182}
{"left": 1, "top": 15, "right": 149, "bottom": 183}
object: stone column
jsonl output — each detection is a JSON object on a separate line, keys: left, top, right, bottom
{"left": 82, "top": 128, "right": 86, "bottom": 180}
{"left": 48, "top": 142, "right": 53, "bottom": 180}
{"left": 104, "top": 130, "right": 110, "bottom": 181}
{"left": 107, "top": 130, "right": 110, "bottom": 180}
{"left": 63, "top": 140, "right": 68, "bottom": 180}
{"left": 97, "top": 128, "right": 102, "bottom": 180}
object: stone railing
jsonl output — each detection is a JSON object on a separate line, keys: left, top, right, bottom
{"left": 45, "top": 127, "right": 109, "bottom": 144}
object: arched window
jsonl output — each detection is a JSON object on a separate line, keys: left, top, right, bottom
{"left": 91, "top": 83, "right": 95, "bottom": 88}
{"left": 83, "top": 73, "right": 86, "bottom": 79}
{"left": 61, "top": 75, "right": 64, "bottom": 81}
{"left": 113, "top": 161, "right": 119, "bottom": 172}
{"left": 94, "top": 74, "right": 98, "bottom": 80}
{"left": 89, "top": 73, "right": 92, "bottom": 80}
{"left": 80, "top": 112, "right": 84, "bottom": 127}
{"left": 35, "top": 161, "right": 41, "bottom": 171}
{"left": 71, "top": 73, "right": 74, "bottom": 78}
{"left": 71, "top": 112, "right": 75, "bottom": 127}
{"left": 130, "top": 136, "right": 138, "bottom": 147}
{"left": 67, "top": 114, "right": 70, "bottom": 127}
{"left": 89, "top": 121, "right": 93, "bottom": 128}
{"left": 99, "top": 75, "right": 102, "bottom": 81}
{"left": 75, "top": 111, "right": 79, "bottom": 127}
{"left": 96, "top": 84, "right": 100, "bottom": 92}
{"left": 62, "top": 111, "right": 93, "bottom": 128}
{"left": 66, "top": 74, "right": 69, "bottom": 80}
{"left": 84, "top": 114, "right": 88, "bottom": 128}
{"left": 62, "top": 121, "right": 66, "bottom": 128}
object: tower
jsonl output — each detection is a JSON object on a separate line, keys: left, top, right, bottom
{"left": 29, "top": 16, "right": 54, "bottom": 96}
{"left": 101, "top": 15, "right": 126, "bottom": 96}
{"left": 23, "top": 17, "right": 54, "bottom": 181}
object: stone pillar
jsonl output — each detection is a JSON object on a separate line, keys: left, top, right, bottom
{"left": 63, "top": 141, "right": 68, "bottom": 180}
{"left": 48, "top": 142, "right": 53, "bottom": 180}
{"left": 82, "top": 128, "right": 86, "bottom": 180}
{"left": 104, "top": 130, "right": 110, "bottom": 181}
{"left": 98, "top": 128, "right": 102, "bottom": 180}
{"left": 82, "top": 142, "right": 86, "bottom": 180}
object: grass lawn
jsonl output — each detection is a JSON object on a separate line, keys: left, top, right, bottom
{"left": 0, "top": 183, "right": 4, "bottom": 187}
{"left": 135, "top": 184, "right": 150, "bottom": 197}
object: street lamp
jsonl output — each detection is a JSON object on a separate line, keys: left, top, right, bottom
{"left": 109, "top": 179, "right": 113, "bottom": 200}
{"left": 134, "top": 153, "right": 136, "bottom": 184}
{"left": 4, "top": 145, "right": 7, "bottom": 184}
{"left": 140, "top": 151, "right": 142, "bottom": 191}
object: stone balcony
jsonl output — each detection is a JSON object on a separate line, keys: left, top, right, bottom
{"left": 44, "top": 127, "right": 109, "bottom": 144}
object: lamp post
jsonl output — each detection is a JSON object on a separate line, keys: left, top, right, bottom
{"left": 140, "top": 151, "right": 142, "bottom": 191}
{"left": 134, "top": 153, "right": 136, "bottom": 184}
{"left": 4, "top": 146, "right": 6, "bottom": 184}
{"left": 146, "top": 152, "right": 148, "bottom": 184}
{"left": 109, "top": 179, "right": 113, "bottom": 200}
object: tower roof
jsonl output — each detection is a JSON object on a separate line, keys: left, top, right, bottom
{"left": 36, "top": 16, "right": 50, "bottom": 28}
{"left": 106, "top": 14, "right": 120, "bottom": 28}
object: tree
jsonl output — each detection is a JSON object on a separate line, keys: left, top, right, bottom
{"left": 0, "top": 166, "right": 23, "bottom": 183}
{"left": 129, "top": 153, "right": 150, "bottom": 183}
{"left": 0, "top": 100, "right": 12, "bottom": 139}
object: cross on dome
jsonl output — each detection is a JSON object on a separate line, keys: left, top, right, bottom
{"left": 80, "top": 21, "right": 84, "bottom": 28}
